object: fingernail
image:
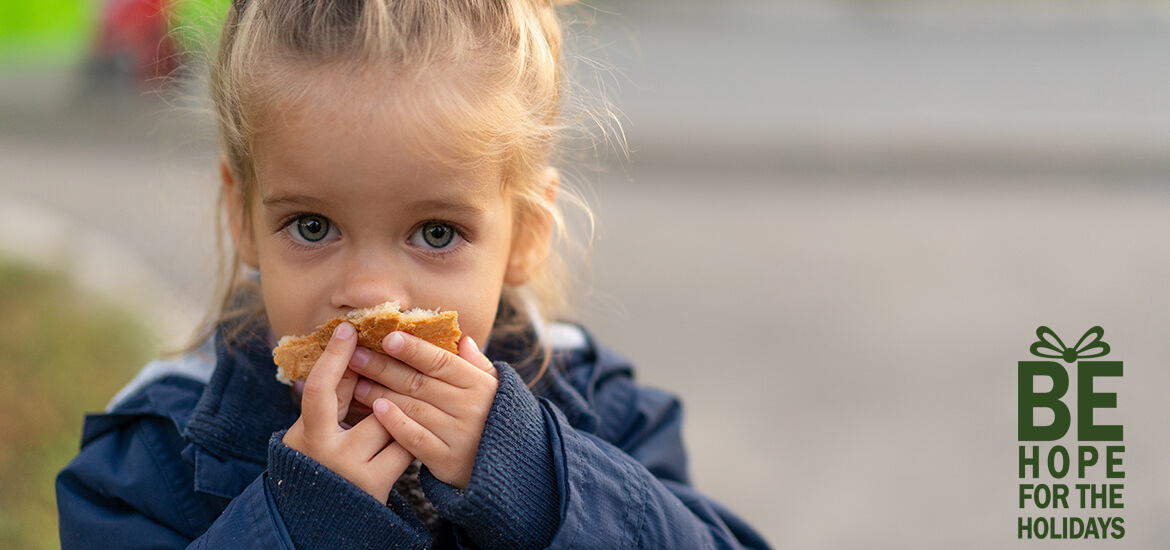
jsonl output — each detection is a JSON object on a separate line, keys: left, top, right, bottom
{"left": 355, "top": 378, "right": 371, "bottom": 398}
{"left": 334, "top": 322, "right": 355, "bottom": 339}
{"left": 351, "top": 346, "right": 370, "bottom": 368}
{"left": 466, "top": 336, "right": 479, "bottom": 352}
{"left": 384, "top": 332, "right": 405, "bottom": 353}
{"left": 373, "top": 398, "right": 390, "bottom": 415}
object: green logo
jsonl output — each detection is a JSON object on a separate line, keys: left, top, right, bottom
{"left": 1017, "top": 326, "right": 1125, "bottom": 541}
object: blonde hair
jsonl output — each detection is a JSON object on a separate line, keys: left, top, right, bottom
{"left": 200, "top": 0, "right": 592, "bottom": 369}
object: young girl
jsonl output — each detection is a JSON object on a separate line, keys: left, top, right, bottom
{"left": 57, "top": 1, "right": 770, "bottom": 548}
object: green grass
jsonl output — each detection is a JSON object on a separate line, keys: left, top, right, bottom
{"left": 0, "top": 258, "right": 158, "bottom": 550}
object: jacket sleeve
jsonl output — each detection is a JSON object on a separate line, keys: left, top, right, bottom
{"left": 56, "top": 406, "right": 432, "bottom": 548}
{"left": 420, "top": 357, "right": 771, "bottom": 550}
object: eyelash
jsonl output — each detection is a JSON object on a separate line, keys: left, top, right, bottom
{"left": 409, "top": 220, "right": 469, "bottom": 259}
{"left": 276, "top": 213, "right": 339, "bottom": 252}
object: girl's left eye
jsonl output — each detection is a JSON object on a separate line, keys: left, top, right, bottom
{"left": 412, "top": 222, "right": 463, "bottom": 251}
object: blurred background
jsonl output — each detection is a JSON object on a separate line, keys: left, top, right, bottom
{"left": 3, "top": 0, "right": 1170, "bottom": 548}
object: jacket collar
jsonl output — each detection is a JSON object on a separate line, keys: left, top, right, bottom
{"left": 184, "top": 328, "right": 300, "bottom": 465}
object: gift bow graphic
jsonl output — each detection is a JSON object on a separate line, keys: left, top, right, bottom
{"left": 1029, "top": 326, "right": 1110, "bottom": 363}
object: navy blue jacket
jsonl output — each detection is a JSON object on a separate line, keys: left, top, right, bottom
{"left": 57, "top": 324, "right": 770, "bottom": 549}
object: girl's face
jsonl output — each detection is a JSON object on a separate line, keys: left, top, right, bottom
{"left": 225, "top": 77, "right": 533, "bottom": 347}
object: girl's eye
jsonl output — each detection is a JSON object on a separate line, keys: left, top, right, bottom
{"left": 287, "top": 214, "right": 338, "bottom": 244}
{"left": 413, "top": 222, "right": 462, "bottom": 250}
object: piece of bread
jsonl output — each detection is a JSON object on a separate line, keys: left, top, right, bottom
{"left": 272, "top": 301, "right": 461, "bottom": 384}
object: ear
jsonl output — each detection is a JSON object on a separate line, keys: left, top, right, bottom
{"left": 504, "top": 167, "right": 559, "bottom": 286}
{"left": 221, "top": 155, "right": 259, "bottom": 268}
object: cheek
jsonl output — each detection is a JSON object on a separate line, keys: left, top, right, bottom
{"left": 428, "top": 268, "right": 500, "bottom": 348}
{"left": 459, "top": 291, "right": 503, "bottom": 348}
{"left": 259, "top": 268, "right": 299, "bottom": 338}
{"left": 445, "top": 239, "right": 514, "bottom": 346}
{"left": 256, "top": 253, "right": 327, "bottom": 338}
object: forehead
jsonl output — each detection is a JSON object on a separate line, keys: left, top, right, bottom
{"left": 247, "top": 65, "right": 506, "bottom": 211}
{"left": 252, "top": 61, "right": 497, "bottom": 168}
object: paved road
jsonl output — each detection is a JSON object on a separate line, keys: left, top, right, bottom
{"left": 4, "top": 3, "right": 1170, "bottom": 547}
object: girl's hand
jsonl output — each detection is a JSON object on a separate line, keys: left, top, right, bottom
{"left": 282, "top": 322, "right": 416, "bottom": 503}
{"left": 349, "top": 332, "right": 498, "bottom": 490}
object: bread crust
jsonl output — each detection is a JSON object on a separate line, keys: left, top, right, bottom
{"left": 272, "top": 301, "right": 461, "bottom": 384}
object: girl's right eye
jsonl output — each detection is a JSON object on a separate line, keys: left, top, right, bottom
{"left": 284, "top": 214, "right": 339, "bottom": 245}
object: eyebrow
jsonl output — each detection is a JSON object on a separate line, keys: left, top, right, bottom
{"left": 407, "top": 198, "right": 487, "bottom": 217}
{"left": 260, "top": 191, "right": 334, "bottom": 209}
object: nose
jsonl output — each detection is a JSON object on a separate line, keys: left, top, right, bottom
{"left": 330, "top": 245, "right": 410, "bottom": 311}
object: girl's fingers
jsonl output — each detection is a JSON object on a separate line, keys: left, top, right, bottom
{"left": 369, "top": 440, "right": 416, "bottom": 481}
{"left": 301, "top": 322, "right": 357, "bottom": 436}
{"left": 381, "top": 332, "right": 486, "bottom": 389}
{"left": 335, "top": 356, "right": 361, "bottom": 424}
{"left": 355, "top": 382, "right": 450, "bottom": 428}
{"left": 350, "top": 338, "right": 471, "bottom": 401}
{"left": 345, "top": 412, "right": 396, "bottom": 457}
{"left": 458, "top": 335, "right": 497, "bottom": 377}
{"left": 372, "top": 398, "right": 448, "bottom": 460}
{"left": 374, "top": 397, "right": 476, "bottom": 489}
{"left": 335, "top": 371, "right": 361, "bottom": 426}
{"left": 352, "top": 364, "right": 461, "bottom": 415}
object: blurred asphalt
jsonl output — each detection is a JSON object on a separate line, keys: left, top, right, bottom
{"left": 5, "top": 2, "right": 1170, "bottom": 548}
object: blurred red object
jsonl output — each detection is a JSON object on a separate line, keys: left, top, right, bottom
{"left": 92, "top": 0, "right": 179, "bottom": 88}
